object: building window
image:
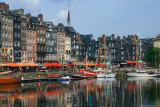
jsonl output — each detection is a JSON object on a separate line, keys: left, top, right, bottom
{"left": 89, "top": 47, "right": 91, "bottom": 51}
{"left": 133, "top": 51, "right": 135, "bottom": 55}
{"left": 112, "top": 43, "right": 114, "bottom": 47}
{"left": 18, "top": 33, "right": 20, "bottom": 38}
{"left": 122, "top": 51, "right": 124, "bottom": 55}
{"left": 133, "top": 46, "right": 135, "bottom": 49}
{"left": 14, "top": 42, "right": 17, "bottom": 47}
{"left": 18, "top": 25, "right": 20, "bottom": 29}
{"left": 18, "top": 42, "right": 20, "bottom": 47}
{"left": 89, "top": 53, "right": 91, "bottom": 56}
{"left": 15, "top": 32, "right": 17, "bottom": 38}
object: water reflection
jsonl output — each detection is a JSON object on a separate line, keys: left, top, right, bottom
{"left": 0, "top": 77, "right": 160, "bottom": 107}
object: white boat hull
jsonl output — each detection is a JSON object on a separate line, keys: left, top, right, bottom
{"left": 127, "top": 72, "right": 160, "bottom": 77}
{"left": 97, "top": 73, "right": 106, "bottom": 78}
{"left": 60, "top": 76, "right": 71, "bottom": 79}
{"left": 97, "top": 73, "right": 116, "bottom": 78}
{"left": 105, "top": 73, "right": 116, "bottom": 78}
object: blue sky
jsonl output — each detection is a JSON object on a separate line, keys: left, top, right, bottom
{"left": 1, "top": 0, "right": 160, "bottom": 39}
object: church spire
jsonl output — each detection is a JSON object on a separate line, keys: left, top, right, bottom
{"left": 67, "top": 0, "right": 70, "bottom": 26}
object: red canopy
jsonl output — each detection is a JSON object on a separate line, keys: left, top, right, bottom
{"left": 43, "top": 62, "right": 62, "bottom": 67}
{"left": 126, "top": 61, "right": 137, "bottom": 64}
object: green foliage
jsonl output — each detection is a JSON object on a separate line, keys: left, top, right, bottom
{"left": 144, "top": 46, "right": 160, "bottom": 67}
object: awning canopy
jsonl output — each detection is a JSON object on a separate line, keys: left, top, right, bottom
{"left": 37, "top": 63, "right": 46, "bottom": 67}
{"left": 72, "top": 62, "right": 84, "bottom": 66}
{"left": 0, "top": 62, "right": 19, "bottom": 67}
{"left": 83, "top": 63, "right": 95, "bottom": 66}
{"left": 126, "top": 61, "right": 137, "bottom": 64}
{"left": 16, "top": 62, "right": 40, "bottom": 67}
{"left": 43, "top": 62, "right": 62, "bottom": 67}
{"left": 0, "top": 63, "right": 10, "bottom": 67}
{"left": 67, "top": 62, "right": 73, "bottom": 66}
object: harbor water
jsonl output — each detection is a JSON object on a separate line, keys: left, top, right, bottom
{"left": 0, "top": 77, "right": 160, "bottom": 107}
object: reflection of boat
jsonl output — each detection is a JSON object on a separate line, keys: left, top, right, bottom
{"left": 61, "top": 81, "right": 70, "bottom": 84}
{"left": 97, "top": 78, "right": 116, "bottom": 83}
{"left": 72, "top": 75, "right": 86, "bottom": 79}
{"left": 127, "top": 76, "right": 158, "bottom": 81}
{"left": 0, "top": 83, "right": 22, "bottom": 92}
{"left": 0, "top": 72, "right": 22, "bottom": 84}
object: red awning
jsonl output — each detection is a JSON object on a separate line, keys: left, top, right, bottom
{"left": 126, "top": 61, "right": 137, "bottom": 64}
{"left": 43, "top": 62, "right": 62, "bottom": 67}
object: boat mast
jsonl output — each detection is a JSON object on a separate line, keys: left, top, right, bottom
{"left": 140, "top": 39, "right": 141, "bottom": 70}
{"left": 136, "top": 37, "right": 138, "bottom": 70}
{"left": 155, "top": 54, "right": 156, "bottom": 71}
{"left": 86, "top": 50, "right": 88, "bottom": 70}
{"left": 99, "top": 45, "right": 101, "bottom": 70}
{"left": 76, "top": 46, "right": 77, "bottom": 74}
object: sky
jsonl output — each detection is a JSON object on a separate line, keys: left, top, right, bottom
{"left": 1, "top": 0, "right": 160, "bottom": 39}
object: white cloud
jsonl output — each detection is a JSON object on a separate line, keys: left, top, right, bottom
{"left": 24, "top": 0, "right": 41, "bottom": 7}
{"left": 57, "top": 10, "right": 68, "bottom": 19}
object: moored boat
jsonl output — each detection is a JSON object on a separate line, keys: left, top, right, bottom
{"left": 0, "top": 72, "right": 22, "bottom": 84}
{"left": 127, "top": 71, "right": 159, "bottom": 77}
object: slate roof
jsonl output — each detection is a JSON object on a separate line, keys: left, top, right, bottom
{"left": 43, "top": 21, "right": 54, "bottom": 28}
{"left": 153, "top": 34, "right": 160, "bottom": 41}
{"left": 65, "top": 26, "right": 76, "bottom": 33}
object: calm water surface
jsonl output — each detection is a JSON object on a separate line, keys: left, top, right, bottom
{"left": 0, "top": 77, "right": 160, "bottom": 107}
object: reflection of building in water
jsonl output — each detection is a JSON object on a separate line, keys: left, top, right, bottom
{"left": 0, "top": 83, "right": 40, "bottom": 107}
{"left": 0, "top": 79, "right": 159, "bottom": 107}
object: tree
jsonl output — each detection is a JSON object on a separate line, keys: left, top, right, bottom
{"left": 144, "top": 46, "right": 160, "bottom": 67}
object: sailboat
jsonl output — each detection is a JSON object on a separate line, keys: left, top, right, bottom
{"left": 97, "top": 45, "right": 116, "bottom": 78}
{"left": 127, "top": 39, "right": 159, "bottom": 77}
{"left": 79, "top": 44, "right": 116, "bottom": 78}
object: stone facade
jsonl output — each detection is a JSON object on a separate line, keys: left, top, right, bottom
{"left": 0, "top": 10, "right": 14, "bottom": 62}
{"left": 153, "top": 34, "right": 160, "bottom": 49}
{"left": 57, "top": 23, "right": 66, "bottom": 61}
{"left": 21, "top": 16, "right": 27, "bottom": 62}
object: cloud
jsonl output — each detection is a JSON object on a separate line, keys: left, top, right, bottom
{"left": 25, "top": 0, "right": 41, "bottom": 6}
{"left": 57, "top": 10, "right": 68, "bottom": 19}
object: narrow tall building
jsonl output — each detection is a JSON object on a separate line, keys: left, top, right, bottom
{"left": 30, "top": 14, "right": 46, "bottom": 63}
{"left": 0, "top": 9, "right": 14, "bottom": 62}
{"left": 8, "top": 11, "right": 21, "bottom": 62}
{"left": 43, "top": 21, "right": 57, "bottom": 61}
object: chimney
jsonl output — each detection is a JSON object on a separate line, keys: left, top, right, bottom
{"left": 117, "top": 36, "right": 121, "bottom": 40}
{"left": 38, "top": 14, "right": 43, "bottom": 21}
{"left": 13, "top": 8, "right": 24, "bottom": 15}
{"left": 0, "top": 2, "right": 9, "bottom": 10}
{"left": 25, "top": 13, "right": 31, "bottom": 22}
